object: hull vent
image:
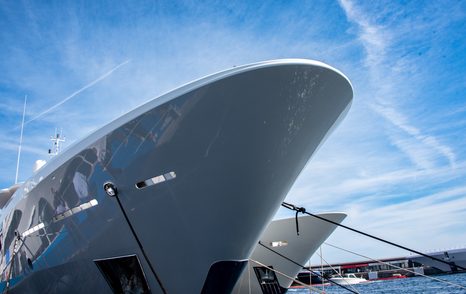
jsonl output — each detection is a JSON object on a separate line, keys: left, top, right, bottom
{"left": 94, "top": 254, "right": 150, "bottom": 293}
{"left": 253, "top": 266, "right": 287, "bottom": 294}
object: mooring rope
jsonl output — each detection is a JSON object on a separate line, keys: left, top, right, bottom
{"left": 324, "top": 242, "right": 466, "bottom": 291}
{"left": 249, "top": 258, "right": 325, "bottom": 294}
{"left": 313, "top": 249, "right": 361, "bottom": 293}
{"left": 113, "top": 194, "right": 167, "bottom": 293}
{"left": 319, "top": 246, "right": 325, "bottom": 293}
{"left": 258, "top": 241, "right": 359, "bottom": 293}
{"left": 281, "top": 202, "right": 466, "bottom": 272}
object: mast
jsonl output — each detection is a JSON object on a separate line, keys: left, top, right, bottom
{"left": 49, "top": 128, "right": 65, "bottom": 156}
{"left": 15, "top": 95, "right": 27, "bottom": 184}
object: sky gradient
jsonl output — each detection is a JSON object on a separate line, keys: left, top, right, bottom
{"left": 1, "top": 0, "right": 465, "bottom": 264}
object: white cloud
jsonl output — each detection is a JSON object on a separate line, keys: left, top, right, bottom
{"left": 372, "top": 103, "right": 456, "bottom": 168}
{"left": 338, "top": 0, "right": 456, "bottom": 171}
{"left": 25, "top": 60, "right": 131, "bottom": 125}
{"left": 338, "top": 0, "right": 388, "bottom": 67}
{"left": 270, "top": 1, "right": 466, "bottom": 264}
{"left": 303, "top": 183, "right": 466, "bottom": 264}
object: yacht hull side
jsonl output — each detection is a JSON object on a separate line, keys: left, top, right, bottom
{"left": 0, "top": 60, "right": 353, "bottom": 293}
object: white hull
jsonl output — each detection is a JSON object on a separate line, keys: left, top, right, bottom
{"left": 234, "top": 213, "right": 347, "bottom": 293}
{"left": 329, "top": 277, "right": 367, "bottom": 285}
{"left": 0, "top": 59, "right": 353, "bottom": 293}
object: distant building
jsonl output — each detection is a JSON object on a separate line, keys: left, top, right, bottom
{"left": 309, "top": 257, "right": 422, "bottom": 280}
{"left": 306, "top": 247, "right": 466, "bottom": 281}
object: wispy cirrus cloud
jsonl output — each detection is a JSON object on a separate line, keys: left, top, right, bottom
{"left": 24, "top": 59, "right": 131, "bottom": 125}
{"left": 0, "top": 135, "right": 45, "bottom": 157}
{"left": 291, "top": 160, "right": 466, "bottom": 210}
{"left": 274, "top": 0, "right": 466, "bottom": 263}
{"left": 338, "top": 0, "right": 388, "bottom": 68}
{"left": 338, "top": 0, "right": 456, "bottom": 170}
{"left": 372, "top": 103, "right": 456, "bottom": 168}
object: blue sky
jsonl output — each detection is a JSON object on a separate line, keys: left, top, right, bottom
{"left": 1, "top": 0, "right": 465, "bottom": 264}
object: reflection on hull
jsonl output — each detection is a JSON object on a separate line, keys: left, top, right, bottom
{"left": 0, "top": 59, "right": 352, "bottom": 293}
{"left": 234, "top": 213, "right": 347, "bottom": 294}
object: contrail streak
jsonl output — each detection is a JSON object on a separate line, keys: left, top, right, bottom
{"left": 25, "top": 59, "right": 131, "bottom": 125}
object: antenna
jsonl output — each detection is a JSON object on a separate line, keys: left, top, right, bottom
{"left": 15, "top": 95, "right": 27, "bottom": 184}
{"left": 49, "top": 128, "right": 65, "bottom": 156}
